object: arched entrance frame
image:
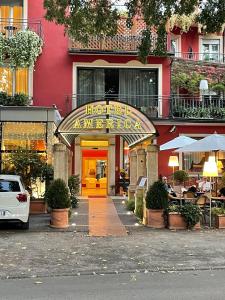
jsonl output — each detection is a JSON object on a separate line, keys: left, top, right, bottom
{"left": 55, "top": 100, "right": 159, "bottom": 195}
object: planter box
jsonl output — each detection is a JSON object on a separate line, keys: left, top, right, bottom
{"left": 147, "top": 209, "right": 165, "bottom": 228}
{"left": 215, "top": 215, "right": 225, "bottom": 229}
{"left": 168, "top": 212, "right": 201, "bottom": 230}
{"left": 168, "top": 212, "right": 186, "bottom": 230}
{"left": 50, "top": 208, "right": 69, "bottom": 229}
{"left": 30, "top": 200, "right": 47, "bottom": 215}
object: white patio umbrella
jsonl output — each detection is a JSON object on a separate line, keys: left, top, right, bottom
{"left": 175, "top": 134, "right": 225, "bottom": 153}
{"left": 160, "top": 136, "right": 196, "bottom": 151}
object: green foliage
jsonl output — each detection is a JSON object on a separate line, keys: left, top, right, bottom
{"left": 166, "top": 203, "right": 201, "bottom": 229}
{"left": 171, "top": 70, "right": 204, "bottom": 94}
{"left": 179, "top": 203, "right": 201, "bottom": 229}
{"left": 0, "top": 92, "right": 29, "bottom": 106}
{"left": 44, "top": 0, "right": 119, "bottom": 45}
{"left": 8, "top": 30, "right": 43, "bottom": 68}
{"left": 173, "top": 170, "right": 188, "bottom": 184}
{"left": 135, "top": 196, "right": 143, "bottom": 220}
{"left": 145, "top": 180, "right": 168, "bottom": 210}
{"left": 68, "top": 175, "right": 80, "bottom": 208}
{"left": 44, "top": 1, "right": 225, "bottom": 61}
{"left": 211, "top": 83, "right": 225, "bottom": 92}
{"left": 2, "top": 150, "right": 48, "bottom": 191}
{"left": 212, "top": 207, "right": 225, "bottom": 216}
{"left": 126, "top": 199, "right": 135, "bottom": 212}
{"left": 45, "top": 178, "right": 71, "bottom": 209}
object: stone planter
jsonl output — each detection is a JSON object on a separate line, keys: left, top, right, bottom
{"left": 215, "top": 215, "right": 225, "bottom": 229}
{"left": 30, "top": 200, "right": 47, "bottom": 214}
{"left": 50, "top": 208, "right": 69, "bottom": 229}
{"left": 147, "top": 209, "right": 165, "bottom": 228}
{"left": 168, "top": 212, "right": 201, "bottom": 230}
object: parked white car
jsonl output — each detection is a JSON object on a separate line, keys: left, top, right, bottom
{"left": 0, "top": 175, "right": 30, "bottom": 229}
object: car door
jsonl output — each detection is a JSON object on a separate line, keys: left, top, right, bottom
{"left": 0, "top": 179, "right": 21, "bottom": 209}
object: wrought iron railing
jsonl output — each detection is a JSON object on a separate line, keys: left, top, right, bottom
{"left": 0, "top": 18, "right": 42, "bottom": 38}
{"left": 171, "top": 95, "right": 225, "bottom": 119}
{"left": 173, "top": 52, "right": 225, "bottom": 64}
{"left": 65, "top": 94, "right": 225, "bottom": 120}
{"left": 65, "top": 94, "right": 171, "bottom": 118}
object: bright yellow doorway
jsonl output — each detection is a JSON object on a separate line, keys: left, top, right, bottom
{"left": 81, "top": 149, "right": 108, "bottom": 196}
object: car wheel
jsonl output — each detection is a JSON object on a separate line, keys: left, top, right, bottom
{"left": 21, "top": 219, "right": 29, "bottom": 230}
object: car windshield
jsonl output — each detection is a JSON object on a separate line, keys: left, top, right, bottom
{"left": 0, "top": 180, "right": 20, "bottom": 192}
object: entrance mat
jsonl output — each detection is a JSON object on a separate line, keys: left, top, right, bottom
{"left": 88, "top": 196, "right": 106, "bottom": 198}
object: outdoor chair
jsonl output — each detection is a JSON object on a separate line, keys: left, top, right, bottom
{"left": 184, "top": 191, "right": 195, "bottom": 198}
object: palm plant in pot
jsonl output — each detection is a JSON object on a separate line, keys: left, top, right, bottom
{"left": 45, "top": 178, "right": 71, "bottom": 228}
{"left": 145, "top": 180, "right": 168, "bottom": 228}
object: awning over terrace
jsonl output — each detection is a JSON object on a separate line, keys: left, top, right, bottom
{"left": 56, "top": 100, "right": 157, "bottom": 147}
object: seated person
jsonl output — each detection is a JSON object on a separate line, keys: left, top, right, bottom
{"left": 198, "top": 177, "right": 211, "bottom": 192}
{"left": 218, "top": 187, "right": 225, "bottom": 197}
{"left": 162, "top": 176, "right": 176, "bottom": 197}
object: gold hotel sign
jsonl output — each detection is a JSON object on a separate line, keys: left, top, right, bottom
{"left": 73, "top": 103, "right": 142, "bottom": 130}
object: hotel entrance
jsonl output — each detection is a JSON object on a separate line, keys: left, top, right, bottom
{"left": 81, "top": 139, "right": 108, "bottom": 196}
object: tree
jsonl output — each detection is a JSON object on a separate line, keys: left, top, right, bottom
{"left": 2, "top": 150, "right": 53, "bottom": 194}
{"left": 43, "top": 0, "right": 225, "bottom": 62}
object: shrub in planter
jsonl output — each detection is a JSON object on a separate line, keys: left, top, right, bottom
{"left": 45, "top": 178, "right": 71, "bottom": 228}
{"left": 13, "top": 93, "right": 30, "bottom": 106}
{"left": 179, "top": 203, "right": 201, "bottom": 229}
{"left": 145, "top": 180, "right": 168, "bottom": 228}
{"left": 173, "top": 170, "right": 188, "bottom": 185}
{"left": 212, "top": 207, "right": 225, "bottom": 229}
{"left": 0, "top": 92, "right": 10, "bottom": 105}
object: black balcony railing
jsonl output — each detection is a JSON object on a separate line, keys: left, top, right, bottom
{"left": 65, "top": 94, "right": 171, "bottom": 118}
{"left": 0, "top": 18, "right": 42, "bottom": 38}
{"left": 172, "top": 52, "right": 225, "bottom": 64}
{"left": 65, "top": 94, "right": 225, "bottom": 120}
{"left": 171, "top": 95, "right": 225, "bottom": 119}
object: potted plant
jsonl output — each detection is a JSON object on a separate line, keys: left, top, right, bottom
{"left": 180, "top": 203, "right": 201, "bottom": 229}
{"left": 45, "top": 178, "right": 71, "bottom": 228}
{"left": 167, "top": 203, "right": 201, "bottom": 230}
{"left": 212, "top": 207, "right": 225, "bottom": 229}
{"left": 145, "top": 180, "right": 168, "bottom": 228}
{"left": 167, "top": 205, "right": 186, "bottom": 230}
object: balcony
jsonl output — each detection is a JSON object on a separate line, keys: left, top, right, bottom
{"left": 69, "top": 18, "right": 167, "bottom": 54}
{"left": 65, "top": 94, "right": 225, "bottom": 121}
{"left": 0, "top": 19, "right": 42, "bottom": 38}
{"left": 65, "top": 94, "right": 172, "bottom": 118}
{"left": 173, "top": 52, "right": 225, "bottom": 64}
{"left": 171, "top": 95, "right": 225, "bottom": 120}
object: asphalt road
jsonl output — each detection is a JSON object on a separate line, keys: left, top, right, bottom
{"left": 1, "top": 269, "right": 225, "bottom": 300}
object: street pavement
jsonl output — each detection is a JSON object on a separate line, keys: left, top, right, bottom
{"left": 0, "top": 228, "right": 225, "bottom": 280}
{"left": 1, "top": 270, "right": 225, "bottom": 299}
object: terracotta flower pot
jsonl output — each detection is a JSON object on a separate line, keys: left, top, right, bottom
{"left": 50, "top": 208, "right": 69, "bottom": 229}
{"left": 215, "top": 215, "right": 225, "bottom": 229}
{"left": 30, "top": 200, "right": 47, "bottom": 214}
{"left": 147, "top": 209, "right": 165, "bottom": 228}
{"left": 168, "top": 212, "right": 186, "bottom": 230}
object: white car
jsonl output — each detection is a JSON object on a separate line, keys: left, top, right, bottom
{"left": 0, "top": 175, "right": 30, "bottom": 229}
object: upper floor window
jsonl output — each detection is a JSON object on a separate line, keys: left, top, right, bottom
{"left": 202, "top": 39, "right": 220, "bottom": 62}
{"left": 0, "top": 1, "right": 23, "bottom": 20}
{"left": 0, "top": 67, "right": 28, "bottom": 95}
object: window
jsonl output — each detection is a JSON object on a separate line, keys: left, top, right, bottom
{"left": 0, "top": 0, "right": 23, "bottom": 20}
{"left": 202, "top": 39, "right": 220, "bottom": 62}
{"left": 0, "top": 67, "right": 28, "bottom": 95}
{"left": 0, "top": 180, "right": 20, "bottom": 192}
{"left": 77, "top": 68, "right": 158, "bottom": 108}
{"left": 2, "top": 122, "right": 47, "bottom": 151}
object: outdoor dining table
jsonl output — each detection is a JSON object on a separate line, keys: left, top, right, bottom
{"left": 169, "top": 197, "right": 196, "bottom": 206}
